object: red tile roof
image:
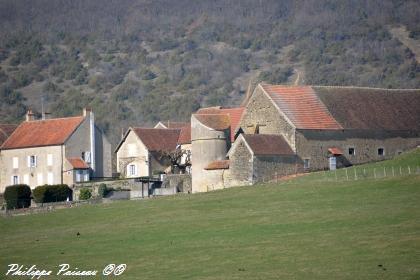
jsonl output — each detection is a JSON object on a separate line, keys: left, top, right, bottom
{"left": 313, "top": 86, "right": 420, "bottom": 130}
{"left": 0, "top": 124, "right": 18, "bottom": 146}
{"left": 132, "top": 128, "right": 181, "bottom": 152}
{"left": 196, "top": 106, "right": 245, "bottom": 141}
{"left": 178, "top": 125, "right": 191, "bottom": 145}
{"left": 67, "top": 157, "right": 89, "bottom": 169}
{"left": 204, "top": 160, "right": 230, "bottom": 170}
{"left": 261, "top": 84, "right": 342, "bottom": 130}
{"left": 194, "top": 114, "right": 231, "bottom": 131}
{"left": 242, "top": 134, "right": 294, "bottom": 156}
{"left": 1, "top": 117, "right": 84, "bottom": 150}
{"left": 328, "top": 147, "right": 343, "bottom": 155}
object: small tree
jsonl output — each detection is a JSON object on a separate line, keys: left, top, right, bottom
{"left": 79, "top": 188, "right": 92, "bottom": 200}
{"left": 4, "top": 184, "right": 31, "bottom": 209}
{"left": 157, "top": 147, "right": 192, "bottom": 174}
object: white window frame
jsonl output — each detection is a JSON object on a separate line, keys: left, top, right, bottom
{"left": 28, "top": 155, "right": 37, "bottom": 167}
{"left": 37, "top": 173, "right": 43, "bottom": 185}
{"left": 47, "top": 154, "right": 53, "bottom": 166}
{"left": 11, "top": 175, "right": 19, "bottom": 185}
{"left": 23, "top": 174, "right": 29, "bottom": 185}
{"left": 12, "top": 157, "right": 19, "bottom": 169}
{"left": 47, "top": 172, "right": 54, "bottom": 185}
{"left": 128, "top": 164, "right": 137, "bottom": 176}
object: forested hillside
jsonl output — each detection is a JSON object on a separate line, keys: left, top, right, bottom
{"left": 0, "top": 0, "right": 419, "bottom": 145}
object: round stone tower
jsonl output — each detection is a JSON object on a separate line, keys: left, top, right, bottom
{"left": 191, "top": 113, "right": 230, "bottom": 193}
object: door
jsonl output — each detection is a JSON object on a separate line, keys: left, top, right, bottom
{"left": 329, "top": 157, "right": 337, "bottom": 170}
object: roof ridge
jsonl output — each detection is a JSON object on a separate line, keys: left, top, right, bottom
{"left": 23, "top": 115, "right": 85, "bottom": 122}
{"left": 312, "top": 85, "right": 420, "bottom": 91}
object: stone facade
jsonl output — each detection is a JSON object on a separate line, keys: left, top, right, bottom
{"left": 239, "top": 85, "right": 296, "bottom": 150}
{"left": 0, "top": 111, "right": 112, "bottom": 192}
{"left": 295, "top": 129, "right": 420, "bottom": 171}
{"left": 116, "top": 130, "right": 150, "bottom": 177}
{"left": 191, "top": 114, "right": 230, "bottom": 193}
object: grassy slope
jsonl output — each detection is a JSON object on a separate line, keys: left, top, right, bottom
{"left": 0, "top": 151, "right": 420, "bottom": 279}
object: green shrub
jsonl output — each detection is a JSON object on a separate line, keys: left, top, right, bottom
{"left": 79, "top": 188, "right": 92, "bottom": 200}
{"left": 32, "top": 184, "right": 72, "bottom": 203}
{"left": 4, "top": 184, "right": 31, "bottom": 209}
{"left": 97, "top": 184, "right": 109, "bottom": 198}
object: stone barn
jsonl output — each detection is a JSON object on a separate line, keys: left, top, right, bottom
{"left": 239, "top": 84, "right": 420, "bottom": 172}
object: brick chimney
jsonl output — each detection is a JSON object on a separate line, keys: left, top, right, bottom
{"left": 25, "top": 110, "right": 35, "bottom": 121}
{"left": 83, "top": 107, "right": 92, "bottom": 117}
{"left": 42, "top": 112, "right": 51, "bottom": 120}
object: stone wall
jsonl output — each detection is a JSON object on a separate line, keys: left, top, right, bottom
{"left": 228, "top": 140, "right": 253, "bottom": 186}
{"left": 253, "top": 155, "right": 297, "bottom": 183}
{"left": 296, "top": 129, "right": 420, "bottom": 171}
{"left": 162, "top": 174, "right": 192, "bottom": 193}
{"left": 239, "top": 85, "right": 296, "bottom": 150}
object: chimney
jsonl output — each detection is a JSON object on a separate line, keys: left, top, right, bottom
{"left": 83, "top": 107, "right": 92, "bottom": 117}
{"left": 25, "top": 110, "right": 35, "bottom": 121}
{"left": 42, "top": 112, "right": 51, "bottom": 120}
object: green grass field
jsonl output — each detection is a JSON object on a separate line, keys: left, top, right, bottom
{"left": 1, "top": 150, "right": 419, "bottom": 279}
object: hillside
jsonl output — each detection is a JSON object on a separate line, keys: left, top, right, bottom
{"left": 0, "top": 0, "right": 419, "bottom": 145}
{"left": 1, "top": 150, "right": 419, "bottom": 279}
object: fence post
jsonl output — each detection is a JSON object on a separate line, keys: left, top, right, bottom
{"left": 345, "top": 168, "right": 349, "bottom": 181}
{"left": 374, "top": 168, "right": 376, "bottom": 179}
{"left": 408, "top": 166, "right": 411, "bottom": 175}
{"left": 383, "top": 167, "right": 386, "bottom": 177}
{"left": 392, "top": 166, "right": 395, "bottom": 177}
{"left": 335, "top": 170, "right": 337, "bottom": 181}
{"left": 399, "top": 166, "right": 402, "bottom": 175}
{"left": 275, "top": 172, "right": 278, "bottom": 183}
{"left": 354, "top": 168, "right": 357, "bottom": 180}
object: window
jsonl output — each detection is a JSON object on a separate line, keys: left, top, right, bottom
{"left": 348, "top": 147, "right": 355, "bottom": 155}
{"left": 37, "top": 173, "right": 43, "bottom": 185}
{"left": 128, "top": 164, "right": 137, "bottom": 176}
{"left": 12, "top": 157, "right": 19, "bottom": 169}
{"left": 47, "top": 154, "right": 53, "bottom": 166}
{"left": 47, "top": 172, "right": 54, "bottom": 185}
{"left": 76, "top": 170, "right": 82, "bottom": 182}
{"left": 28, "top": 155, "right": 37, "bottom": 167}
{"left": 303, "top": 159, "right": 310, "bottom": 170}
{"left": 12, "top": 175, "right": 19, "bottom": 185}
{"left": 377, "top": 148, "right": 385, "bottom": 156}
{"left": 23, "top": 174, "right": 29, "bottom": 185}
{"left": 83, "top": 151, "right": 91, "bottom": 164}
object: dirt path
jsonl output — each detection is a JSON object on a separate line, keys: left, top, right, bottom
{"left": 389, "top": 26, "right": 420, "bottom": 63}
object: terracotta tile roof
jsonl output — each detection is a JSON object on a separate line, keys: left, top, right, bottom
{"left": 196, "top": 106, "right": 245, "bottom": 141}
{"left": 178, "top": 125, "right": 191, "bottom": 145}
{"left": 261, "top": 84, "right": 342, "bottom": 130}
{"left": 0, "top": 124, "right": 18, "bottom": 146}
{"left": 67, "top": 157, "right": 89, "bottom": 169}
{"left": 132, "top": 128, "right": 181, "bottom": 152}
{"left": 243, "top": 134, "right": 294, "bottom": 156}
{"left": 313, "top": 86, "right": 420, "bottom": 130}
{"left": 1, "top": 117, "right": 84, "bottom": 150}
{"left": 328, "top": 147, "right": 343, "bottom": 155}
{"left": 204, "top": 160, "right": 230, "bottom": 170}
{"left": 194, "top": 114, "right": 231, "bottom": 131}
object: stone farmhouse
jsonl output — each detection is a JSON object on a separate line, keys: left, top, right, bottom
{"left": 115, "top": 126, "right": 191, "bottom": 178}
{"left": 0, "top": 108, "right": 112, "bottom": 192}
{"left": 191, "top": 84, "right": 420, "bottom": 193}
